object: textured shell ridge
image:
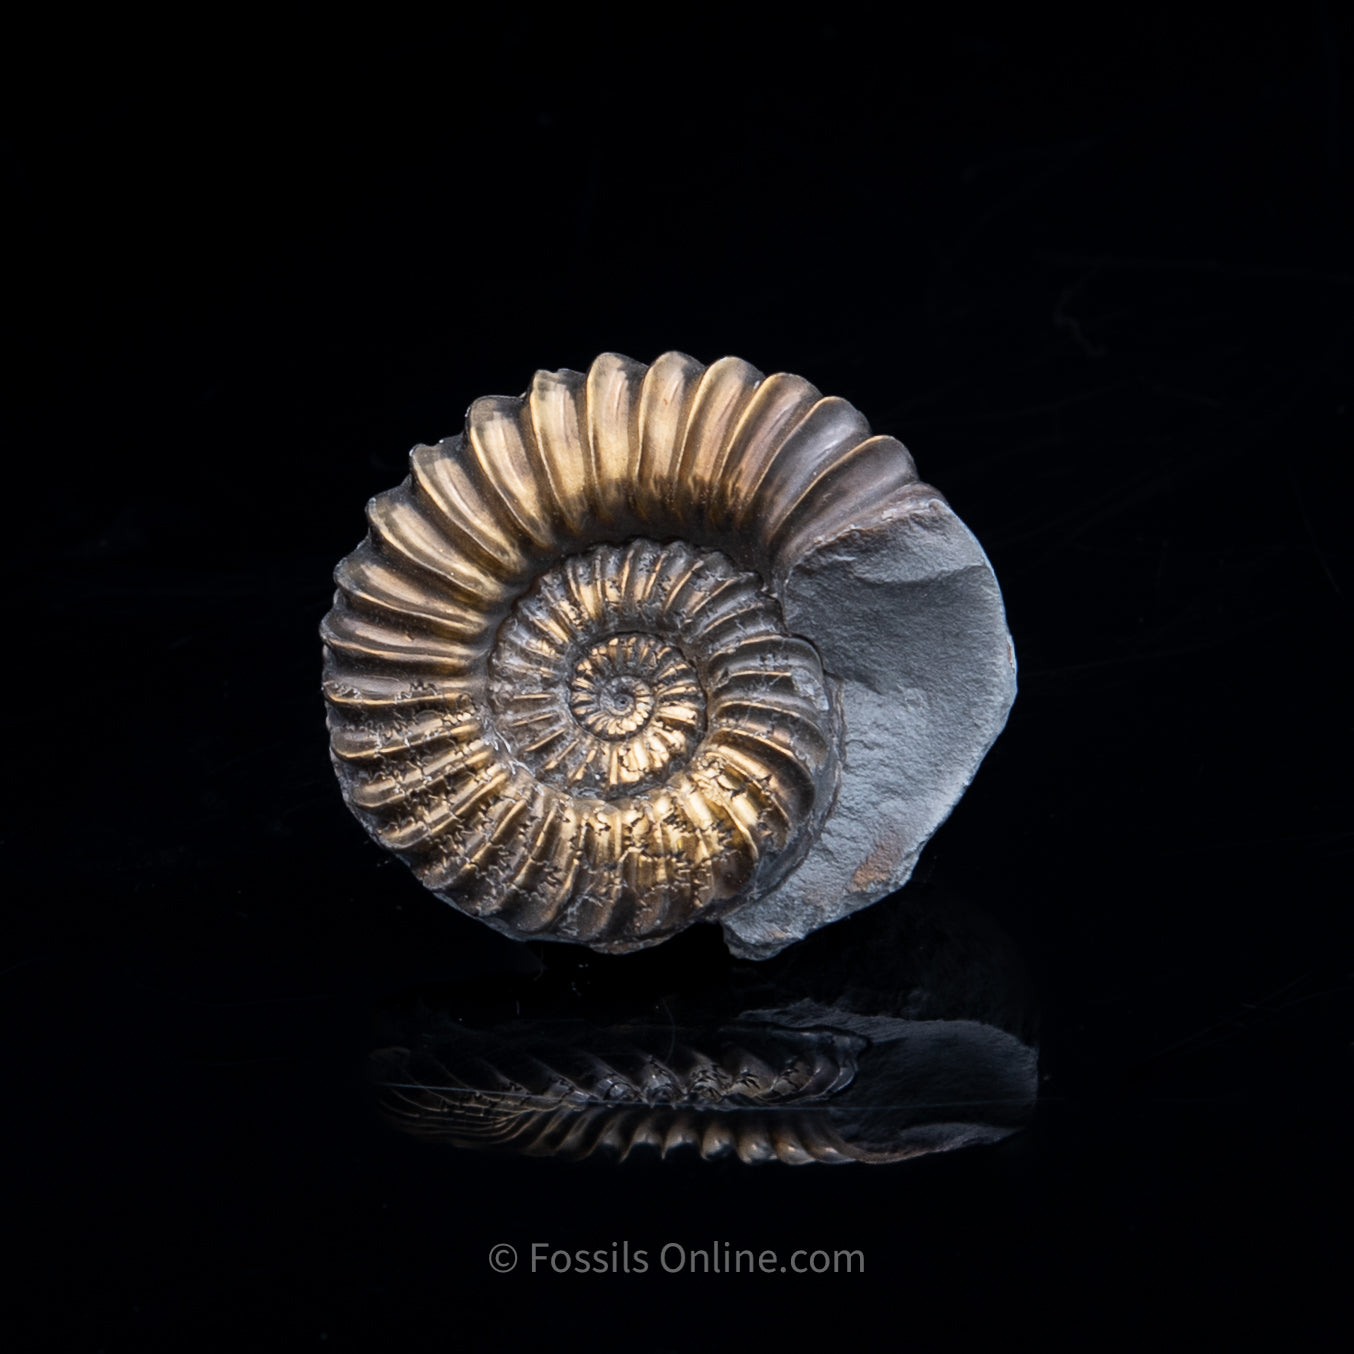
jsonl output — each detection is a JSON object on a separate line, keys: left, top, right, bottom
{"left": 322, "top": 351, "right": 1016, "bottom": 956}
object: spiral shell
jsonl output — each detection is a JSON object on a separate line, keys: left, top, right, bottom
{"left": 322, "top": 353, "right": 1015, "bottom": 956}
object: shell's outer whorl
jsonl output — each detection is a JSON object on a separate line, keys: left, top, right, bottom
{"left": 322, "top": 351, "right": 1017, "bottom": 956}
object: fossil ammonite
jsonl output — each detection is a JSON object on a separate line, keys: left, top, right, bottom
{"left": 321, "top": 353, "right": 1015, "bottom": 957}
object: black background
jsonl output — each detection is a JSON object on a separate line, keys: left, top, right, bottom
{"left": 8, "top": 4, "right": 1350, "bottom": 1349}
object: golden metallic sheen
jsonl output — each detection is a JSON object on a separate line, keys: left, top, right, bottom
{"left": 321, "top": 350, "right": 1011, "bottom": 955}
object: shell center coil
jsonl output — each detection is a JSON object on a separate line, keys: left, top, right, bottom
{"left": 488, "top": 543, "right": 760, "bottom": 798}
{"left": 568, "top": 633, "right": 701, "bottom": 744}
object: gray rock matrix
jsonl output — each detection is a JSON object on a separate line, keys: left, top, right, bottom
{"left": 725, "top": 494, "right": 1016, "bottom": 959}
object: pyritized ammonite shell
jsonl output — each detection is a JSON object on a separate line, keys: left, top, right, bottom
{"left": 322, "top": 353, "right": 1015, "bottom": 957}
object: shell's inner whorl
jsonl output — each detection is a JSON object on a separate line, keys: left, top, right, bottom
{"left": 570, "top": 634, "right": 701, "bottom": 757}
{"left": 484, "top": 541, "right": 840, "bottom": 876}
{"left": 488, "top": 541, "right": 802, "bottom": 799}
{"left": 330, "top": 538, "right": 842, "bottom": 950}
{"left": 571, "top": 638, "right": 668, "bottom": 736}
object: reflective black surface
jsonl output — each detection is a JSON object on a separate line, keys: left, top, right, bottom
{"left": 9, "top": 6, "right": 1350, "bottom": 1348}
{"left": 372, "top": 896, "right": 1036, "bottom": 1163}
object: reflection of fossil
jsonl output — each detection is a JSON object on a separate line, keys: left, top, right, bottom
{"left": 372, "top": 1016, "right": 1035, "bottom": 1165}
{"left": 370, "top": 887, "right": 1038, "bottom": 1165}
{"left": 322, "top": 353, "right": 1015, "bottom": 956}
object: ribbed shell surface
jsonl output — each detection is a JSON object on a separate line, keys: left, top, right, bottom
{"left": 322, "top": 352, "right": 929, "bottom": 950}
